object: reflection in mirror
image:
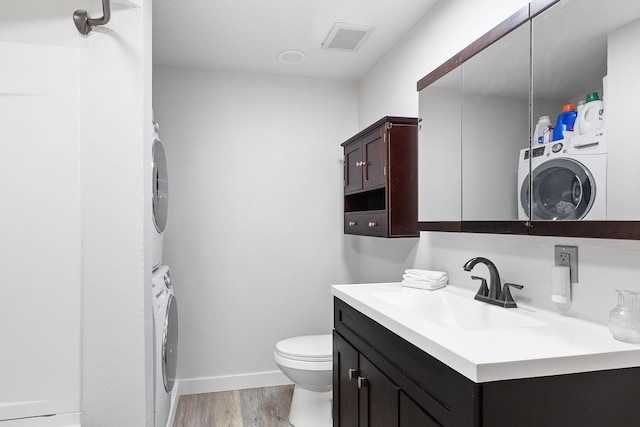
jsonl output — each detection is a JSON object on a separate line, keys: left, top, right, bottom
{"left": 531, "top": 0, "right": 640, "bottom": 221}
{"left": 462, "top": 23, "right": 530, "bottom": 221}
{"left": 418, "top": 67, "right": 462, "bottom": 221}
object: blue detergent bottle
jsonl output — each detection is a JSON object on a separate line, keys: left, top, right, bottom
{"left": 552, "top": 103, "right": 577, "bottom": 141}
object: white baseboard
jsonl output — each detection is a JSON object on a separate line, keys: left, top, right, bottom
{"left": 2, "top": 412, "right": 81, "bottom": 426}
{"left": 175, "top": 370, "right": 292, "bottom": 396}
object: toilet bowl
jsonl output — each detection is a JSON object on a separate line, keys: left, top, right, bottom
{"left": 274, "top": 334, "right": 333, "bottom": 427}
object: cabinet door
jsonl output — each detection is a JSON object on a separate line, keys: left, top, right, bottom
{"left": 363, "top": 129, "right": 387, "bottom": 190}
{"left": 344, "top": 141, "right": 364, "bottom": 194}
{"left": 399, "top": 391, "right": 442, "bottom": 427}
{"left": 333, "top": 332, "right": 359, "bottom": 427}
{"left": 358, "top": 354, "right": 399, "bottom": 427}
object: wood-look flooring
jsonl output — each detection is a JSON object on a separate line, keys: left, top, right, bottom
{"left": 173, "top": 385, "right": 294, "bottom": 427}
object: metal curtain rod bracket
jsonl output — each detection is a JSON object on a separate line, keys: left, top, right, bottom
{"left": 74, "top": 0, "right": 111, "bottom": 35}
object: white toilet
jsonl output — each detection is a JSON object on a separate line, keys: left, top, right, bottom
{"left": 274, "top": 334, "right": 333, "bottom": 427}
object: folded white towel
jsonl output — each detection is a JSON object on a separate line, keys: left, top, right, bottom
{"left": 404, "top": 269, "right": 447, "bottom": 281}
{"left": 401, "top": 268, "right": 448, "bottom": 290}
{"left": 402, "top": 278, "right": 447, "bottom": 291}
{"left": 402, "top": 273, "right": 447, "bottom": 283}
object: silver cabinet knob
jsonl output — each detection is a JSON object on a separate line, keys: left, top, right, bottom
{"left": 368, "top": 222, "right": 377, "bottom": 227}
{"left": 357, "top": 376, "right": 368, "bottom": 389}
{"left": 348, "top": 368, "right": 357, "bottom": 380}
{"left": 348, "top": 221, "right": 357, "bottom": 227}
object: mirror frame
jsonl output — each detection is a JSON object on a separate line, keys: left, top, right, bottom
{"left": 416, "top": 0, "right": 640, "bottom": 240}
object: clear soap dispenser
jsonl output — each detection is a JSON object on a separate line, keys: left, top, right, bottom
{"left": 608, "top": 290, "right": 640, "bottom": 343}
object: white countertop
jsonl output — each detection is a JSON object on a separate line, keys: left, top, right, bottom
{"left": 331, "top": 282, "right": 640, "bottom": 383}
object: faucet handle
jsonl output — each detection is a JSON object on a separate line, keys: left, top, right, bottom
{"left": 500, "top": 283, "right": 524, "bottom": 308}
{"left": 471, "top": 275, "right": 489, "bottom": 298}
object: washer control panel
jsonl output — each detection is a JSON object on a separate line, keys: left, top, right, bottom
{"left": 523, "top": 145, "right": 546, "bottom": 160}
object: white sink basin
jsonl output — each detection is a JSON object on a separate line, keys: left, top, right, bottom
{"left": 331, "top": 282, "right": 640, "bottom": 383}
{"left": 373, "top": 288, "right": 546, "bottom": 331}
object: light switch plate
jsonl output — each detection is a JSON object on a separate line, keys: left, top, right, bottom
{"left": 554, "top": 245, "right": 578, "bottom": 283}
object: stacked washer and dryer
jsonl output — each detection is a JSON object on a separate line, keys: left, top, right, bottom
{"left": 151, "top": 119, "right": 179, "bottom": 427}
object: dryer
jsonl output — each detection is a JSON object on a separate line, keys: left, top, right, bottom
{"left": 518, "top": 132, "right": 607, "bottom": 221}
{"left": 151, "top": 119, "right": 168, "bottom": 269}
{"left": 152, "top": 265, "right": 178, "bottom": 427}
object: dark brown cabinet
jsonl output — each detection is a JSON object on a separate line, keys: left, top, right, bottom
{"left": 342, "top": 116, "right": 418, "bottom": 238}
{"left": 334, "top": 332, "right": 403, "bottom": 427}
{"left": 333, "top": 297, "right": 640, "bottom": 427}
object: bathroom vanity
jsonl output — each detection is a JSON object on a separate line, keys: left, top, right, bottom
{"left": 332, "top": 283, "right": 640, "bottom": 426}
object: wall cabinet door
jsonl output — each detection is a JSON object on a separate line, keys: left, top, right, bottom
{"left": 344, "top": 141, "right": 364, "bottom": 194}
{"left": 344, "top": 126, "right": 387, "bottom": 194}
{"left": 362, "top": 129, "right": 387, "bottom": 190}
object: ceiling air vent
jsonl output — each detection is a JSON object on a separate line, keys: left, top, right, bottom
{"left": 321, "top": 23, "right": 373, "bottom": 52}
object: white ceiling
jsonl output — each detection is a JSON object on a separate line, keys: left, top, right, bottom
{"left": 153, "top": 0, "right": 440, "bottom": 80}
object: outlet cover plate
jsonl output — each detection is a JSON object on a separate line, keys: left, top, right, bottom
{"left": 555, "top": 245, "right": 578, "bottom": 283}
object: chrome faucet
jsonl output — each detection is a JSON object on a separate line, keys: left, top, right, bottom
{"left": 463, "top": 257, "right": 523, "bottom": 308}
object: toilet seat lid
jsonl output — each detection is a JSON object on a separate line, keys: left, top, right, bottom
{"left": 275, "top": 334, "right": 332, "bottom": 362}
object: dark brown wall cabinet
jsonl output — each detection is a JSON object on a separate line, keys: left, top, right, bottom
{"left": 341, "top": 116, "right": 418, "bottom": 238}
{"left": 333, "top": 298, "right": 640, "bottom": 427}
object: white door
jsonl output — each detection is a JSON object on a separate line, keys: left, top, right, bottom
{"left": 0, "top": 41, "right": 81, "bottom": 421}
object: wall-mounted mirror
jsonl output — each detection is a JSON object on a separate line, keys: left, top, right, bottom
{"left": 462, "top": 22, "right": 530, "bottom": 221}
{"left": 418, "top": 67, "right": 461, "bottom": 221}
{"left": 530, "top": 0, "right": 640, "bottom": 221}
{"left": 418, "top": 0, "right": 640, "bottom": 238}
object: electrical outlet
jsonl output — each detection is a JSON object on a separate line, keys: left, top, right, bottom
{"left": 559, "top": 252, "right": 571, "bottom": 265}
{"left": 554, "top": 245, "right": 578, "bottom": 283}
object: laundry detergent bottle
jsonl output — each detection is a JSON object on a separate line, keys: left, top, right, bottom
{"left": 575, "top": 91, "right": 604, "bottom": 136}
{"left": 573, "top": 100, "right": 586, "bottom": 135}
{"left": 533, "top": 115, "right": 552, "bottom": 144}
{"left": 552, "top": 104, "right": 577, "bottom": 141}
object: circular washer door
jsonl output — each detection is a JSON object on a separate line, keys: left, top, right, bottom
{"left": 520, "top": 158, "right": 595, "bottom": 220}
{"left": 162, "top": 293, "right": 178, "bottom": 393}
{"left": 152, "top": 140, "right": 168, "bottom": 233}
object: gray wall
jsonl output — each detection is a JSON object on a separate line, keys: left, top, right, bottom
{"left": 154, "top": 67, "right": 363, "bottom": 392}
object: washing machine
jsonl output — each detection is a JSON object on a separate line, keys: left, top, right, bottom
{"left": 151, "top": 119, "right": 168, "bottom": 269}
{"left": 517, "top": 132, "right": 607, "bottom": 220}
{"left": 152, "top": 265, "right": 178, "bottom": 427}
